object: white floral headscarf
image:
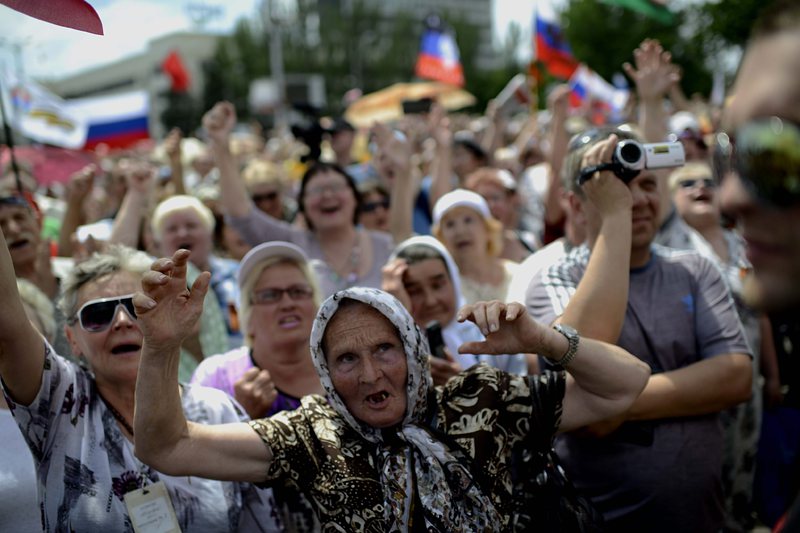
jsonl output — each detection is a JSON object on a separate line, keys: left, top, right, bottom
{"left": 310, "top": 287, "right": 501, "bottom": 531}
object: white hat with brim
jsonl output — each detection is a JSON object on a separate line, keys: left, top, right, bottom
{"left": 237, "top": 241, "right": 310, "bottom": 290}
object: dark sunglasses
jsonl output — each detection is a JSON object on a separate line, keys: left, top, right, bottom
{"left": 678, "top": 178, "right": 716, "bottom": 190}
{"left": 713, "top": 116, "right": 800, "bottom": 208}
{"left": 252, "top": 191, "right": 279, "bottom": 203}
{"left": 251, "top": 285, "right": 313, "bottom": 305}
{"left": 69, "top": 294, "right": 137, "bottom": 332}
{"left": 361, "top": 199, "right": 390, "bottom": 213}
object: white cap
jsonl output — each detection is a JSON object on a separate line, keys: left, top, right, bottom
{"left": 237, "top": 241, "right": 310, "bottom": 290}
{"left": 432, "top": 188, "right": 491, "bottom": 225}
{"left": 669, "top": 111, "right": 701, "bottom": 136}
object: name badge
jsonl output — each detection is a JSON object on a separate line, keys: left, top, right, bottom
{"left": 124, "top": 480, "right": 181, "bottom": 533}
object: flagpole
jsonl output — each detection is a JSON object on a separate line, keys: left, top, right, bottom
{"left": 0, "top": 77, "right": 23, "bottom": 193}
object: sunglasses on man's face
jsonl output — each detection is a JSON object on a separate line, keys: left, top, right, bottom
{"left": 70, "top": 294, "right": 137, "bottom": 332}
{"left": 361, "top": 199, "right": 390, "bottom": 213}
{"left": 713, "top": 116, "right": 800, "bottom": 208}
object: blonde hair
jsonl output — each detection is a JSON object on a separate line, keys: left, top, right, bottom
{"left": 238, "top": 256, "right": 322, "bottom": 348}
{"left": 668, "top": 162, "right": 714, "bottom": 192}
{"left": 17, "top": 278, "right": 56, "bottom": 342}
{"left": 150, "top": 195, "right": 215, "bottom": 241}
{"left": 432, "top": 206, "right": 504, "bottom": 258}
{"left": 242, "top": 160, "right": 285, "bottom": 191}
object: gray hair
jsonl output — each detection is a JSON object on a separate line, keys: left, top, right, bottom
{"left": 238, "top": 255, "right": 322, "bottom": 348}
{"left": 58, "top": 245, "right": 153, "bottom": 321}
{"left": 562, "top": 125, "right": 643, "bottom": 196}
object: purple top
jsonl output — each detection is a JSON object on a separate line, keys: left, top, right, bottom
{"left": 190, "top": 346, "right": 302, "bottom": 417}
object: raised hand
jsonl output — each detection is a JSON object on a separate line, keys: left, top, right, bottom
{"left": 372, "top": 122, "right": 412, "bottom": 183}
{"left": 66, "top": 164, "right": 97, "bottom": 205}
{"left": 457, "top": 301, "right": 544, "bottom": 356}
{"left": 122, "top": 159, "right": 156, "bottom": 195}
{"left": 203, "top": 101, "right": 237, "bottom": 148}
{"left": 623, "top": 39, "right": 680, "bottom": 102}
{"left": 234, "top": 367, "right": 278, "bottom": 419}
{"left": 579, "top": 134, "right": 633, "bottom": 217}
{"left": 380, "top": 258, "right": 412, "bottom": 311}
{"left": 134, "top": 249, "right": 209, "bottom": 351}
{"left": 163, "top": 128, "right": 183, "bottom": 162}
{"left": 427, "top": 103, "right": 452, "bottom": 148}
{"left": 547, "top": 84, "right": 571, "bottom": 119}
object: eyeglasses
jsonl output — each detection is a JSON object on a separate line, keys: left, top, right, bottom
{"left": 361, "top": 199, "right": 390, "bottom": 213}
{"left": 252, "top": 191, "right": 279, "bottom": 203}
{"left": 251, "top": 285, "right": 313, "bottom": 305}
{"left": 69, "top": 294, "right": 137, "bottom": 332}
{"left": 305, "top": 182, "right": 349, "bottom": 198}
{"left": 713, "top": 116, "right": 800, "bottom": 208}
{"left": 678, "top": 178, "right": 716, "bottom": 190}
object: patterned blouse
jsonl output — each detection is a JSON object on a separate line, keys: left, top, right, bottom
{"left": 250, "top": 364, "right": 565, "bottom": 531}
{"left": 3, "top": 342, "right": 279, "bottom": 533}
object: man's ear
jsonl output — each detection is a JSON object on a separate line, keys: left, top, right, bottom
{"left": 566, "top": 191, "right": 587, "bottom": 227}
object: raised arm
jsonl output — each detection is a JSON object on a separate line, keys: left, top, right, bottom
{"left": 109, "top": 160, "right": 155, "bottom": 248}
{"left": 624, "top": 39, "right": 679, "bottom": 144}
{"left": 58, "top": 165, "right": 95, "bottom": 257}
{"left": 428, "top": 104, "right": 454, "bottom": 210}
{"left": 133, "top": 249, "right": 271, "bottom": 482}
{"left": 558, "top": 136, "right": 632, "bottom": 342}
{"left": 457, "top": 301, "right": 650, "bottom": 433}
{"left": 164, "top": 128, "right": 186, "bottom": 196}
{"left": 204, "top": 102, "right": 251, "bottom": 218}
{"left": 0, "top": 219, "right": 47, "bottom": 405}
{"left": 542, "top": 85, "right": 572, "bottom": 230}
{"left": 373, "top": 123, "right": 415, "bottom": 243}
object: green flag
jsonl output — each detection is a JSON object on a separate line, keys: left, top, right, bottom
{"left": 601, "top": 0, "right": 676, "bottom": 24}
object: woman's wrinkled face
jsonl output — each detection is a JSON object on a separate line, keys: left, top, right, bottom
{"left": 438, "top": 206, "right": 489, "bottom": 262}
{"left": 158, "top": 208, "right": 213, "bottom": 267}
{"left": 402, "top": 258, "right": 456, "bottom": 328}
{"left": 65, "top": 271, "right": 142, "bottom": 386}
{"left": 247, "top": 262, "right": 317, "bottom": 351}
{"left": 672, "top": 175, "right": 720, "bottom": 228}
{"left": 302, "top": 170, "right": 357, "bottom": 230}
{"left": 325, "top": 303, "right": 408, "bottom": 429}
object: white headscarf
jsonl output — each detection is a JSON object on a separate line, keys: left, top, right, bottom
{"left": 391, "top": 236, "right": 527, "bottom": 375}
{"left": 310, "top": 287, "right": 501, "bottom": 531}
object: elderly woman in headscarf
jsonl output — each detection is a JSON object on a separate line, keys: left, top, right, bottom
{"left": 382, "top": 235, "right": 531, "bottom": 384}
{"left": 132, "top": 249, "right": 650, "bottom": 531}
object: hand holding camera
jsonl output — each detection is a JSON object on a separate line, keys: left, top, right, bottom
{"left": 577, "top": 139, "right": 685, "bottom": 186}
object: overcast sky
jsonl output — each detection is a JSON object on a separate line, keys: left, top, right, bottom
{"left": 0, "top": 0, "right": 551, "bottom": 81}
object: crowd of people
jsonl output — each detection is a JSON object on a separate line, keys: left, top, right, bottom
{"left": 0, "top": 1, "right": 799, "bottom": 531}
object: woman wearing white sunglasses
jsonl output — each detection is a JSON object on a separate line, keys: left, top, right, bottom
{"left": 0, "top": 233, "right": 277, "bottom": 532}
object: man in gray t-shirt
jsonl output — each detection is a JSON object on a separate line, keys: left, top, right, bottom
{"left": 526, "top": 127, "right": 752, "bottom": 532}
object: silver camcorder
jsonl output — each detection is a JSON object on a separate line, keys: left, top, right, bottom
{"left": 578, "top": 140, "right": 686, "bottom": 185}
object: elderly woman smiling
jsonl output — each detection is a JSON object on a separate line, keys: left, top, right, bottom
{"left": 133, "top": 250, "right": 650, "bottom": 531}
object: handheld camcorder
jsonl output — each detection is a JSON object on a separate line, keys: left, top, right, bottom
{"left": 577, "top": 140, "right": 685, "bottom": 186}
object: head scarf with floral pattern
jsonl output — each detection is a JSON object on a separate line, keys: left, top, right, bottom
{"left": 310, "top": 287, "right": 501, "bottom": 531}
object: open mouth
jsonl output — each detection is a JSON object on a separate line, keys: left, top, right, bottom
{"left": 366, "top": 391, "right": 389, "bottom": 405}
{"left": 278, "top": 315, "right": 301, "bottom": 328}
{"left": 8, "top": 238, "right": 30, "bottom": 250}
{"left": 319, "top": 205, "right": 341, "bottom": 215}
{"left": 110, "top": 343, "right": 141, "bottom": 355}
{"left": 177, "top": 242, "right": 193, "bottom": 251}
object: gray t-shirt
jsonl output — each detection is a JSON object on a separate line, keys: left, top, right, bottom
{"left": 228, "top": 208, "right": 393, "bottom": 298}
{"left": 3, "top": 342, "right": 279, "bottom": 532}
{"left": 526, "top": 244, "right": 751, "bottom": 533}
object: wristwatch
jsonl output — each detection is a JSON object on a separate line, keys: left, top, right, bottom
{"left": 552, "top": 324, "right": 580, "bottom": 367}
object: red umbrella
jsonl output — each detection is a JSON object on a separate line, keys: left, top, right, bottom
{"left": 0, "top": 0, "right": 103, "bottom": 35}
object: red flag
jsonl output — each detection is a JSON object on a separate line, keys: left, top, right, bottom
{"left": 534, "top": 4, "right": 579, "bottom": 80}
{"left": 162, "top": 50, "right": 191, "bottom": 93}
{"left": 0, "top": 0, "right": 103, "bottom": 35}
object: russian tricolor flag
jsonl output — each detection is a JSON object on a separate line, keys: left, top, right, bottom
{"left": 415, "top": 24, "right": 464, "bottom": 87}
{"left": 66, "top": 90, "right": 150, "bottom": 150}
{"left": 534, "top": 2, "right": 579, "bottom": 80}
{"left": 568, "top": 65, "right": 629, "bottom": 124}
